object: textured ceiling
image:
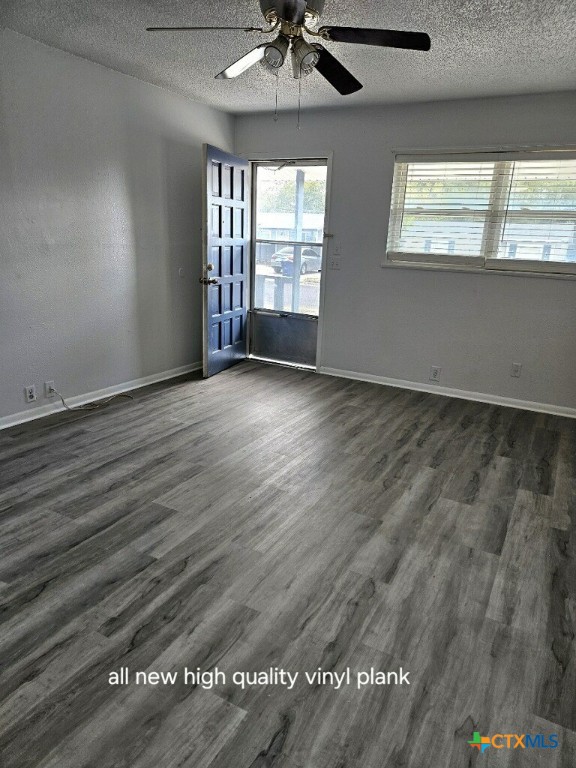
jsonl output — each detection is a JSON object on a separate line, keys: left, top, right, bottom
{"left": 1, "top": 0, "right": 575, "bottom": 114}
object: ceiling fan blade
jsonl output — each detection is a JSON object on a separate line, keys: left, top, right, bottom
{"left": 215, "top": 45, "right": 268, "bottom": 79}
{"left": 318, "top": 26, "right": 431, "bottom": 51}
{"left": 313, "top": 45, "right": 362, "bottom": 95}
{"left": 146, "top": 26, "right": 265, "bottom": 32}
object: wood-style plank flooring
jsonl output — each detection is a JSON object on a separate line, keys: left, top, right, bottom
{"left": 1, "top": 361, "right": 575, "bottom": 767}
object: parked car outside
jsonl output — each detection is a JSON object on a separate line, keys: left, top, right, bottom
{"left": 271, "top": 246, "right": 322, "bottom": 275}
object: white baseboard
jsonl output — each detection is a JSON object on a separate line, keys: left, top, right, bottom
{"left": 318, "top": 366, "right": 576, "bottom": 419}
{"left": 0, "top": 362, "right": 202, "bottom": 431}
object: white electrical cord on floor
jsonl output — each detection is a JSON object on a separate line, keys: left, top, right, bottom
{"left": 52, "top": 388, "right": 134, "bottom": 412}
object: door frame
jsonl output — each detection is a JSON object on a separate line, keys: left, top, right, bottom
{"left": 245, "top": 151, "right": 334, "bottom": 371}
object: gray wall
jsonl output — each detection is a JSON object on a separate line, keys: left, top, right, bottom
{"left": 2, "top": 27, "right": 575, "bottom": 422}
{"left": 0, "top": 29, "right": 234, "bottom": 421}
{"left": 236, "top": 93, "right": 576, "bottom": 412}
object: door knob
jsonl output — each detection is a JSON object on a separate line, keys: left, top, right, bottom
{"left": 199, "top": 276, "right": 219, "bottom": 285}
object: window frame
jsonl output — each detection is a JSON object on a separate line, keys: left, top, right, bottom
{"left": 385, "top": 149, "right": 576, "bottom": 276}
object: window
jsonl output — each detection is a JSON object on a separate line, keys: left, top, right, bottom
{"left": 387, "top": 152, "right": 576, "bottom": 274}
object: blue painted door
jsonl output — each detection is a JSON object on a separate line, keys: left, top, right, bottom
{"left": 202, "top": 145, "right": 250, "bottom": 377}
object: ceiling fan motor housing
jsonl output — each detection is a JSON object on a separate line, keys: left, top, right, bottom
{"left": 259, "top": 0, "right": 325, "bottom": 25}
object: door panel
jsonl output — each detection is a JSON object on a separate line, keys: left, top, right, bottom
{"left": 202, "top": 145, "right": 250, "bottom": 377}
{"left": 251, "top": 312, "right": 318, "bottom": 367}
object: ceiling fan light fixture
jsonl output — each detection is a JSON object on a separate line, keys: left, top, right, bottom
{"left": 148, "top": 0, "right": 430, "bottom": 95}
{"left": 262, "top": 33, "right": 290, "bottom": 70}
{"left": 291, "top": 36, "right": 320, "bottom": 77}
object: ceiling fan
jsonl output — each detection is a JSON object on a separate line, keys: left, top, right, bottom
{"left": 147, "top": 0, "right": 431, "bottom": 96}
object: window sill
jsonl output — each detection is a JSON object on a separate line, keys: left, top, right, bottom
{"left": 380, "top": 260, "right": 576, "bottom": 281}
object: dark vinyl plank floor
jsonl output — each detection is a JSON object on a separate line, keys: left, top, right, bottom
{"left": 0, "top": 361, "right": 575, "bottom": 767}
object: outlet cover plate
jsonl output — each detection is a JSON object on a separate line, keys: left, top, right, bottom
{"left": 44, "top": 381, "right": 56, "bottom": 398}
{"left": 510, "top": 363, "right": 522, "bottom": 378}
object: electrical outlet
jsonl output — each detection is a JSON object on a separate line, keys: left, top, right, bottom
{"left": 24, "top": 385, "right": 37, "bottom": 403}
{"left": 510, "top": 362, "right": 522, "bottom": 378}
{"left": 44, "top": 381, "right": 56, "bottom": 398}
{"left": 429, "top": 366, "right": 441, "bottom": 383}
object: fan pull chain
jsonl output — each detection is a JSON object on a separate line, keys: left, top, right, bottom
{"left": 274, "top": 70, "right": 279, "bottom": 121}
{"left": 297, "top": 77, "right": 302, "bottom": 130}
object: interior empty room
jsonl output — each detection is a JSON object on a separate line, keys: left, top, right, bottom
{"left": 1, "top": 1, "right": 575, "bottom": 766}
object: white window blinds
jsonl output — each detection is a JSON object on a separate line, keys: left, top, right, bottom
{"left": 387, "top": 153, "right": 576, "bottom": 274}
{"left": 495, "top": 159, "right": 576, "bottom": 264}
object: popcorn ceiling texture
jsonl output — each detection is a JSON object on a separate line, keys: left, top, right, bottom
{"left": 1, "top": 0, "right": 575, "bottom": 113}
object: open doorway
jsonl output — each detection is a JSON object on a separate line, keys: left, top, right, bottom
{"left": 250, "top": 160, "right": 328, "bottom": 367}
